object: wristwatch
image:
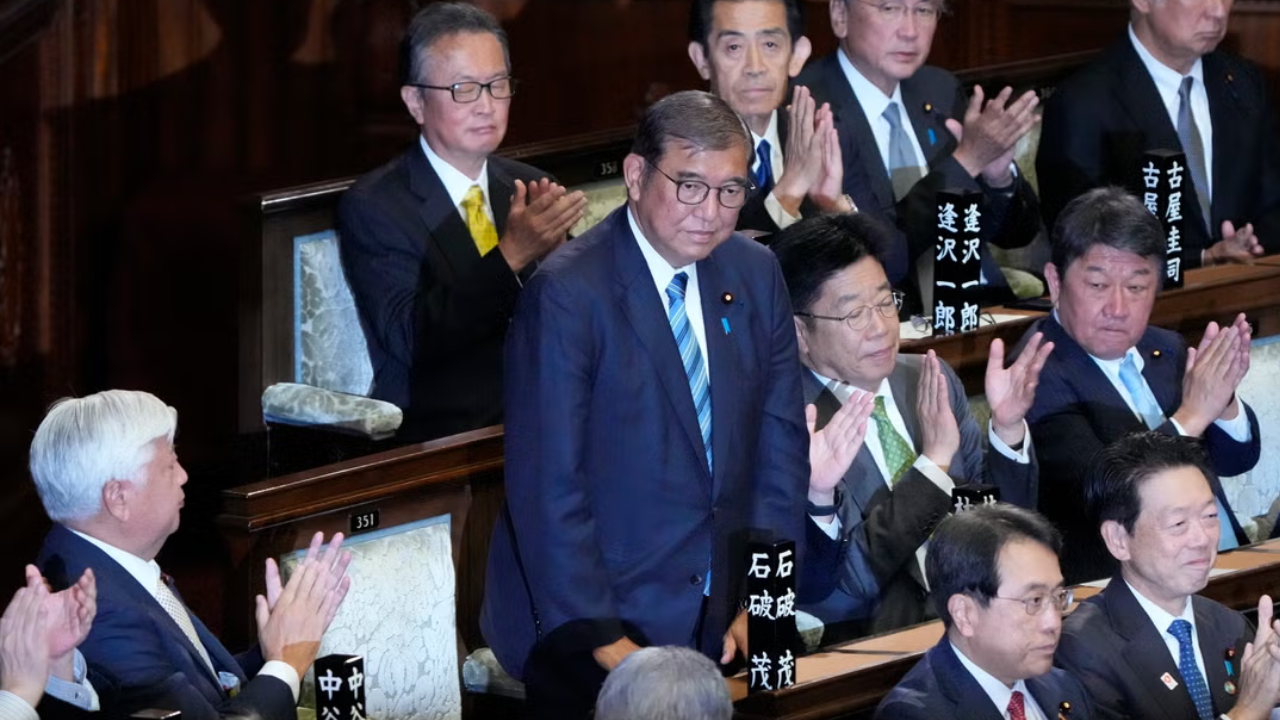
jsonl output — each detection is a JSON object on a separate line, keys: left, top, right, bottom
{"left": 807, "top": 488, "right": 844, "bottom": 516}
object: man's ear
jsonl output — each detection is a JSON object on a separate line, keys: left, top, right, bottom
{"left": 1045, "top": 262, "right": 1062, "bottom": 307}
{"left": 102, "top": 479, "right": 131, "bottom": 523}
{"left": 1100, "top": 519, "right": 1133, "bottom": 563}
{"left": 948, "top": 593, "right": 979, "bottom": 638}
{"left": 623, "top": 153, "right": 647, "bottom": 204}
{"left": 788, "top": 36, "right": 813, "bottom": 77}
{"left": 688, "top": 41, "right": 713, "bottom": 82}
{"left": 829, "top": 0, "right": 849, "bottom": 40}
{"left": 400, "top": 85, "right": 427, "bottom": 126}
{"left": 794, "top": 315, "right": 811, "bottom": 360}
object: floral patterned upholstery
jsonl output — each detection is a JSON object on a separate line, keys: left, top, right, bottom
{"left": 262, "top": 383, "right": 401, "bottom": 438}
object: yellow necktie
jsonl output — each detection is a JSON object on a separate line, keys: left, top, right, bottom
{"left": 462, "top": 185, "right": 499, "bottom": 256}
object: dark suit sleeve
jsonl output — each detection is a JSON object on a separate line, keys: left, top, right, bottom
{"left": 1249, "top": 71, "right": 1280, "bottom": 255}
{"left": 336, "top": 180, "right": 521, "bottom": 391}
{"left": 873, "top": 694, "right": 936, "bottom": 720}
{"left": 842, "top": 473, "right": 950, "bottom": 590}
{"left": 1204, "top": 401, "right": 1261, "bottom": 478}
{"left": 1036, "top": 78, "right": 1106, "bottom": 237}
{"left": 501, "top": 270, "right": 626, "bottom": 652}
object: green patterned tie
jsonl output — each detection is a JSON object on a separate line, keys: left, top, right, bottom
{"left": 871, "top": 396, "right": 917, "bottom": 485}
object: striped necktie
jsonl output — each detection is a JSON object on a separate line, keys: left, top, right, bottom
{"left": 666, "top": 272, "right": 713, "bottom": 475}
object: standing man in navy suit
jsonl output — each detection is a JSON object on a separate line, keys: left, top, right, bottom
{"left": 1037, "top": 0, "right": 1278, "bottom": 265}
{"left": 480, "top": 91, "right": 809, "bottom": 719}
{"left": 795, "top": 0, "right": 1043, "bottom": 313}
{"left": 30, "top": 390, "right": 353, "bottom": 720}
{"left": 1017, "top": 187, "right": 1260, "bottom": 584}
{"left": 771, "top": 212, "right": 1050, "bottom": 640}
{"left": 875, "top": 504, "right": 1095, "bottom": 720}
{"left": 1056, "top": 432, "right": 1280, "bottom": 720}
{"left": 338, "top": 2, "right": 586, "bottom": 442}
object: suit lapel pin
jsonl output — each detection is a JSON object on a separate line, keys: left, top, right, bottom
{"left": 1161, "top": 672, "right": 1180, "bottom": 690}
{"left": 1151, "top": 349, "right": 1162, "bottom": 358}
{"left": 927, "top": 128, "right": 937, "bottom": 146}
{"left": 1057, "top": 700, "right": 1073, "bottom": 719}
{"left": 721, "top": 292, "right": 734, "bottom": 305}
{"left": 1225, "top": 680, "right": 1238, "bottom": 695}
{"left": 721, "top": 317, "right": 731, "bottom": 335}
{"left": 1225, "top": 646, "right": 1237, "bottom": 682}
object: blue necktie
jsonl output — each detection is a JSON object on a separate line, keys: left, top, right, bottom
{"left": 667, "top": 272, "right": 713, "bottom": 476}
{"left": 883, "top": 101, "right": 924, "bottom": 201}
{"left": 1118, "top": 354, "right": 1238, "bottom": 550}
{"left": 754, "top": 139, "right": 774, "bottom": 198}
{"left": 1168, "top": 619, "right": 1216, "bottom": 720}
{"left": 1177, "top": 76, "right": 1212, "bottom": 232}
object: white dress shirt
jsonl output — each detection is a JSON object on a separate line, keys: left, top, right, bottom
{"left": 836, "top": 48, "right": 928, "bottom": 178}
{"left": 752, "top": 110, "right": 801, "bottom": 231}
{"left": 70, "top": 530, "right": 301, "bottom": 701}
{"left": 628, "top": 207, "right": 709, "bottom": 365}
{"left": 952, "top": 642, "right": 1050, "bottom": 720}
{"left": 1125, "top": 579, "right": 1212, "bottom": 686}
{"left": 420, "top": 135, "right": 494, "bottom": 224}
{"left": 1129, "top": 25, "right": 1214, "bottom": 200}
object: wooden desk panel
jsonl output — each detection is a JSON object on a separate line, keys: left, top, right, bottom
{"left": 730, "top": 538, "right": 1280, "bottom": 719}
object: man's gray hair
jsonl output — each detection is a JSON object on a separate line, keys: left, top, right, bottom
{"left": 29, "top": 390, "right": 178, "bottom": 522}
{"left": 399, "top": 2, "right": 510, "bottom": 85}
{"left": 594, "top": 646, "right": 733, "bottom": 720}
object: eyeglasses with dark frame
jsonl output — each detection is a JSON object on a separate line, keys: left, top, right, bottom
{"left": 989, "top": 587, "right": 1074, "bottom": 616}
{"left": 795, "top": 291, "right": 904, "bottom": 331}
{"left": 644, "top": 160, "right": 755, "bottom": 209}
{"left": 405, "top": 76, "right": 518, "bottom": 103}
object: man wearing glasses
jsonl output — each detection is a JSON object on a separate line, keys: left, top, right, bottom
{"left": 796, "top": 0, "right": 1043, "bottom": 314}
{"left": 770, "top": 212, "right": 1050, "bottom": 639}
{"left": 1055, "top": 432, "right": 1280, "bottom": 720}
{"left": 481, "top": 90, "right": 809, "bottom": 720}
{"left": 876, "top": 504, "right": 1095, "bottom": 720}
{"left": 338, "top": 2, "right": 586, "bottom": 443}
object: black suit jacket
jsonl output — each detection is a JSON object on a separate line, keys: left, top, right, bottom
{"left": 798, "top": 355, "right": 1038, "bottom": 638}
{"left": 1038, "top": 35, "right": 1280, "bottom": 261}
{"left": 337, "top": 142, "right": 551, "bottom": 442}
{"left": 796, "top": 54, "right": 1042, "bottom": 313}
{"left": 876, "top": 636, "right": 1095, "bottom": 720}
{"left": 1017, "top": 316, "right": 1259, "bottom": 584}
{"left": 1057, "top": 575, "right": 1251, "bottom": 720}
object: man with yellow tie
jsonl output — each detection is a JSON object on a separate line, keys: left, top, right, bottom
{"left": 338, "top": 2, "right": 586, "bottom": 442}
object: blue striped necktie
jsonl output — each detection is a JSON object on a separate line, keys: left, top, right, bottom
{"left": 1168, "top": 619, "right": 1215, "bottom": 720}
{"left": 754, "top": 139, "right": 775, "bottom": 198}
{"left": 666, "top": 272, "right": 713, "bottom": 475}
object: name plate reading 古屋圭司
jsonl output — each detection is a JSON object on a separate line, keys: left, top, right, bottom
{"left": 746, "top": 538, "right": 798, "bottom": 694}
{"left": 1141, "top": 149, "right": 1187, "bottom": 289}
{"left": 933, "top": 189, "right": 984, "bottom": 337}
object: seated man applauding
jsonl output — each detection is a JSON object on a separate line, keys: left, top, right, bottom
{"left": 30, "top": 390, "right": 352, "bottom": 720}
{"left": 1, "top": 565, "right": 98, "bottom": 720}
{"left": 1056, "top": 432, "right": 1280, "bottom": 720}
{"left": 771, "top": 212, "right": 1050, "bottom": 639}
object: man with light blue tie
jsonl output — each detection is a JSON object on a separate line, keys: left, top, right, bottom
{"left": 1056, "top": 431, "right": 1280, "bottom": 720}
{"left": 795, "top": 0, "right": 1045, "bottom": 313}
{"left": 1016, "top": 187, "right": 1260, "bottom": 585}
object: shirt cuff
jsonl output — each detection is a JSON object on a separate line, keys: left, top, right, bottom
{"left": 43, "top": 651, "right": 99, "bottom": 711}
{"left": 987, "top": 420, "right": 1032, "bottom": 464}
{"left": 0, "top": 693, "right": 37, "bottom": 720}
{"left": 259, "top": 661, "right": 302, "bottom": 702}
{"left": 1213, "top": 400, "right": 1253, "bottom": 442}
{"left": 810, "top": 513, "right": 841, "bottom": 540}
{"left": 764, "top": 191, "right": 802, "bottom": 231}
{"left": 913, "top": 455, "right": 956, "bottom": 494}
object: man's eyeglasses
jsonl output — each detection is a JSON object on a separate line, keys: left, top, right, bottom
{"left": 405, "top": 77, "right": 517, "bottom": 103}
{"left": 645, "top": 160, "right": 755, "bottom": 209}
{"left": 990, "top": 587, "right": 1074, "bottom": 616}
{"left": 795, "top": 291, "right": 904, "bottom": 331}
{"left": 851, "top": 0, "right": 942, "bottom": 25}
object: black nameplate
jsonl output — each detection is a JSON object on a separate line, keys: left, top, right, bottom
{"left": 316, "top": 654, "right": 367, "bottom": 720}
{"left": 951, "top": 484, "right": 1001, "bottom": 514}
{"left": 933, "top": 189, "right": 984, "bottom": 337}
{"left": 1142, "top": 149, "right": 1186, "bottom": 289}
{"left": 349, "top": 508, "right": 380, "bottom": 535}
{"left": 746, "top": 538, "right": 798, "bottom": 694}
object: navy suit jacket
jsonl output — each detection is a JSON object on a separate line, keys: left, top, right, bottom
{"left": 37, "top": 525, "right": 295, "bottom": 720}
{"left": 1018, "top": 316, "right": 1259, "bottom": 583}
{"left": 1038, "top": 36, "right": 1280, "bottom": 261}
{"left": 799, "top": 356, "right": 1038, "bottom": 637}
{"left": 1057, "top": 575, "right": 1251, "bottom": 720}
{"left": 796, "top": 55, "right": 1042, "bottom": 313}
{"left": 876, "top": 636, "right": 1095, "bottom": 720}
{"left": 337, "top": 142, "right": 550, "bottom": 442}
{"left": 480, "top": 206, "right": 810, "bottom": 680}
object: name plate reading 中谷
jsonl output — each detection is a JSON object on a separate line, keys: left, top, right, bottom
{"left": 316, "top": 654, "right": 367, "bottom": 720}
{"left": 933, "top": 189, "right": 983, "bottom": 337}
{"left": 349, "top": 508, "right": 380, "bottom": 535}
{"left": 1141, "top": 149, "right": 1186, "bottom": 289}
{"left": 746, "top": 538, "right": 798, "bottom": 694}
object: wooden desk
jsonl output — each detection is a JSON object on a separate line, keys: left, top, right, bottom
{"left": 730, "top": 538, "right": 1280, "bottom": 719}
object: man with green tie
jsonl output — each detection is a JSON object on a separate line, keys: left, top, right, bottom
{"left": 338, "top": 2, "right": 586, "bottom": 442}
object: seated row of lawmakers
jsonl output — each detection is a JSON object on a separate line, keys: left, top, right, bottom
{"left": 336, "top": 0, "right": 1277, "bottom": 444}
